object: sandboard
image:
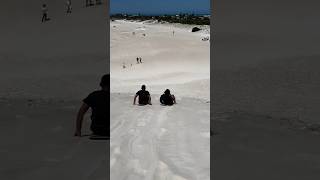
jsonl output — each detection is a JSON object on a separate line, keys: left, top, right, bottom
{"left": 89, "top": 135, "right": 109, "bottom": 140}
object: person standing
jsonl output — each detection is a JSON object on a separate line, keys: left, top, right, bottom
{"left": 95, "top": 0, "right": 102, "bottom": 5}
{"left": 66, "top": 0, "right": 72, "bottom": 13}
{"left": 136, "top": 57, "right": 140, "bottom": 64}
{"left": 41, "top": 4, "right": 49, "bottom": 22}
{"left": 86, "top": 0, "right": 93, "bottom": 7}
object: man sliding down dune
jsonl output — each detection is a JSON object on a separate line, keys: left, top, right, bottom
{"left": 133, "top": 85, "right": 152, "bottom": 105}
{"left": 74, "top": 74, "right": 109, "bottom": 137}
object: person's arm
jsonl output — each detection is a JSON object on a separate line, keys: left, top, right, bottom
{"left": 74, "top": 103, "right": 89, "bottom": 136}
{"left": 148, "top": 95, "right": 152, "bottom": 105}
{"left": 133, "top": 94, "right": 138, "bottom": 105}
{"left": 172, "top": 95, "right": 176, "bottom": 104}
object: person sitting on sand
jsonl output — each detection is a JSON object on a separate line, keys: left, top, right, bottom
{"left": 74, "top": 74, "right": 109, "bottom": 137}
{"left": 160, "top": 89, "right": 176, "bottom": 106}
{"left": 133, "top": 85, "right": 152, "bottom": 105}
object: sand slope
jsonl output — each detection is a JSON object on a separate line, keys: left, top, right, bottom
{"left": 110, "top": 20, "right": 210, "bottom": 180}
{"left": 213, "top": 0, "right": 320, "bottom": 178}
{"left": 0, "top": 1, "right": 108, "bottom": 179}
{"left": 111, "top": 94, "right": 209, "bottom": 180}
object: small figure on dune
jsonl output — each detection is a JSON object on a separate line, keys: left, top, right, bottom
{"left": 74, "top": 74, "right": 109, "bottom": 137}
{"left": 95, "top": 0, "right": 102, "bottom": 5}
{"left": 86, "top": 0, "right": 93, "bottom": 7}
{"left": 66, "top": 0, "right": 72, "bottom": 13}
{"left": 139, "top": 57, "right": 142, "bottom": 63}
{"left": 41, "top": 4, "right": 50, "bottom": 22}
{"left": 133, "top": 85, "right": 152, "bottom": 105}
{"left": 160, "top": 89, "right": 176, "bottom": 106}
{"left": 173, "top": 30, "right": 175, "bottom": 36}
{"left": 136, "top": 57, "right": 139, "bottom": 64}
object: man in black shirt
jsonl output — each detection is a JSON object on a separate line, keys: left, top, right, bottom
{"left": 74, "top": 74, "right": 109, "bottom": 137}
{"left": 133, "top": 85, "right": 152, "bottom": 105}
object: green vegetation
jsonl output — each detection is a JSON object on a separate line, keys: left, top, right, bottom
{"left": 110, "top": 14, "right": 210, "bottom": 25}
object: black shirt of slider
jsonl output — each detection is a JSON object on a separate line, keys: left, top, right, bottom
{"left": 83, "top": 90, "right": 109, "bottom": 136}
{"left": 136, "top": 90, "right": 150, "bottom": 105}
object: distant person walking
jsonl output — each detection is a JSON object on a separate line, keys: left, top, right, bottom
{"left": 95, "top": 0, "right": 102, "bottom": 5}
{"left": 86, "top": 0, "right": 93, "bottom": 7}
{"left": 136, "top": 57, "right": 139, "bottom": 64}
{"left": 66, "top": 0, "right": 72, "bottom": 13}
{"left": 139, "top": 57, "right": 142, "bottom": 63}
{"left": 133, "top": 85, "right": 152, "bottom": 105}
{"left": 41, "top": 4, "right": 50, "bottom": 22}
{"left": 74, "top": 74, "right": 109, "bottom": 137}
{"left": 160, "top": 89, "right": 176, "bottom": 106}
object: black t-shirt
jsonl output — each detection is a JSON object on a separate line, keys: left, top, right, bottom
{"left": 83, "top": 90, "right": 109, "bottom": 133}
{"left": 136, "top": 90, "right": 150, "bottom": 105}
{"left": 160, "top": 94, "right": 174, "bottom": 105}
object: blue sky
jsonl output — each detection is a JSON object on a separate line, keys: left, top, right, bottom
{"left": 110, "top": 0, "right": 210, "bottom": 15}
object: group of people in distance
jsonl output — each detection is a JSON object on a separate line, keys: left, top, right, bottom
{"left": 86, "top": 0, "right": 102, "bottom": 7}
{"left": 136, "top": 57, "right": 142, "bottom": 64}
{"left": 133, "top": 85, "right": 176, "bottom": 106}
{"left": 41, "top": 0, "right": 102, "bottom": 23}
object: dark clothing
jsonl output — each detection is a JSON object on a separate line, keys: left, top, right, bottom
{"left": 42, "top": 13, "right": 48, "bottom": 22}
{"left": 83, "top": 90, "right": 109, "bottom": 136}
{"left": 136, "top": 90, "right": 150, "bottom": 105}
{"left": 160, "top": 94, "right": 174, "bottom": 105}
{"left": 86, "top": 0, "right": 93, "bottom": 6}
{"left": 42, "top": 6, "right": 48, "bottom": 22}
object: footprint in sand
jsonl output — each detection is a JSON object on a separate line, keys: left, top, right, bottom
{"left": 127, "top": 159, "right": 148, "bottom": 176}
{"left": 129, "top": 128, "right": 140, "bottom": 134}
{"left": 114, "top": 147, "right": 121, "bottom": 155}
{"left": 137, "top": 121, "right": 146, "bottom": 127}
{"left": 157, "top": 128, "right": 168, "bottom": 138}
{"left": 200, "top": 132, "right": 210, "bottom": 138}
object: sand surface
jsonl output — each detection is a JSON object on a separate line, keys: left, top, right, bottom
{"left": 110, "top": 20, "right": 210, "bottom": 180}
{"left": 0, "top": 1, "right": 108, "bottom": 179}
{"left": 213, "top": 0, "right": 320, "bottom": 179}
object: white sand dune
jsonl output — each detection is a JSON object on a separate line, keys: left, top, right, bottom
{"left": 110, "top": 20, "right": 210, "bottom": 180}
{"left": 111, "top": 20, "right": 210, "bottom": 99}
{"left": 111, "top": 94, "right": 210, "bottom": 180}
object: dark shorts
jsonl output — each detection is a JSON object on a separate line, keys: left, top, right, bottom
{"left": 139, "top": 102, "right": 148, "bottom": 105}
{"left": 91, "top": 124, "right": 109, "bottom": 136}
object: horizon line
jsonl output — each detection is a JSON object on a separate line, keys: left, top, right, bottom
{"left": 110, "top": 12, "right": 211, "bottom": 16}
